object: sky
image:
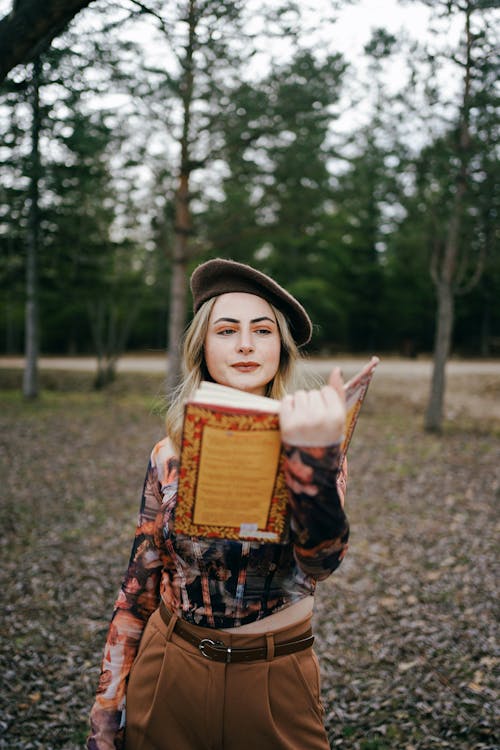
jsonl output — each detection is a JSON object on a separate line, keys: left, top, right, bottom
{"left": 238, "top": 0, "right": 465, "bottom": 137}
{"left": 0, "top": 0, "right": 470, "bottom": 165}
{"left": 0, "top": 0, "right": 465, "bottom": 104}
{"left": 245, "top": 0, "right": 462, "bottom": 67}
{"left": 0, "top": 0, "right": 462, "bottom": 66}
{"left": 312, "top": 1, "right": 434, "bottom": 52}
{"left": 318, "top": 1, "right": 438, "bottom": 56}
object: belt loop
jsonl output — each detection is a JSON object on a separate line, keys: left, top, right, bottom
{"left": 165, "top": 611, "right": 178, "bottom": 642}
{"left": 266, "top": 633, "right": 275, "bottom": 661}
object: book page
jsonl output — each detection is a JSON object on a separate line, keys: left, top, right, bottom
{"left": 194, "top": 425, "right": 282, "bottom": 528}
{"left": 192, "top": 381, "right": 280, "bottom": 413}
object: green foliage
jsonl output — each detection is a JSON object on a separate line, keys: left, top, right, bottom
{"left": 201, "top": 48, "right": 354, "bottom": 350}
{"left": 0, "top": 0, "right": 498, "bottom": 358}
{"left": 0, "top": 34, "right": 156, "bottom": 358}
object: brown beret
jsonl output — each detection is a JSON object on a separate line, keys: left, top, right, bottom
{"left": 190, "top": 258, "right": 312, "bottom": 346}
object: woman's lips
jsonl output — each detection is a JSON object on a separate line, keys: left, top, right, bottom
{"left": 231, "top": 362, "right": 259, "bottom": 372}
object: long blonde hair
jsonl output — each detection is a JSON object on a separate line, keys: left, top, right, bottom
{"left": 165, "top": 297, "right": 304, "bottom": 452}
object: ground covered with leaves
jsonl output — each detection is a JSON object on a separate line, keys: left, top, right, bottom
{"left": 0, "top": 365, "right": 498, "bottom": 749}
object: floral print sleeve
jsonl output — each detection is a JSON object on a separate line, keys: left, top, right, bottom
{"left": 87, "top": 440, "right": 178, "bottom": 750}
{"left": 283, "top": 442, "right": 349, "bottom": 580}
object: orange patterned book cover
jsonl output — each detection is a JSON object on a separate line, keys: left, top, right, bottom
{"left": 174, "top": 357, "right": 379, "bottom": 543}
{"left": 342, "top": 356, "right": 379, "bottom": 461}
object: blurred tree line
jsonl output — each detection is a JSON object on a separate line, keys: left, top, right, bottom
{"left": 0, "top": 0, "right": 499, "bottom": 379}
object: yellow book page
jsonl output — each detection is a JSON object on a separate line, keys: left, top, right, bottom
{"left": 193, "top": 425, "right": 281, "bottom": 528}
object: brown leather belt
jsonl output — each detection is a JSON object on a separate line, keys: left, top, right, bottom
{"left": 159, "top": 601, "right": 314, "bottom": 663}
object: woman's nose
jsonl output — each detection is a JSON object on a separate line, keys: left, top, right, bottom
{"left": 237, "top": 332, "right": 254, "bottom": 353}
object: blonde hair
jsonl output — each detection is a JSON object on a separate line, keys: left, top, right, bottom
{"left": 165, "top": 297, "right": 303, "bottom": 452}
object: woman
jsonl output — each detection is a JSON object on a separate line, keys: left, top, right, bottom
{"left": 88, "top": 258, "right": 349, "bottom": 750}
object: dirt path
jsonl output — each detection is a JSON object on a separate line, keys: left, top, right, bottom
{"left": 1, "top": 354, "right": 500, "bottom": 377}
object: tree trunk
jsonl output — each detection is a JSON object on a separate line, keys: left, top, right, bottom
{"left": 166, "top": 219, "right": 189, "bottom": 392}
{"left": 479, "top": 294, "right": 490, "bottom": 357}
{"left": 425, "top": 2, "right": 473, "bottom": 432}
{"left": 425, "top": 281, "right": 454, "bottom": 432}
{"left": 89, "top": 298, "right": 139, "bottom": 389}
{"left": 23, "top": 55, "right": 41, "bottom": 400}
{"left": 165, "top": 0, "right": 196, "bottom": 393}
{"left": 425, "top": 211, "right": 461, "bottom": 433}
{"left": 94, "top": 301, "right": 117, "bottom": 389}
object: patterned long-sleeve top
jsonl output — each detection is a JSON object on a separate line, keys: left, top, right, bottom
{"left": 87, "top": 436, "right": 349, "bottom": 750}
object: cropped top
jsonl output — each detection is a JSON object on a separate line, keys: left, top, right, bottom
{"left": 87, "top": 436, "right": 349, "bottom": 750}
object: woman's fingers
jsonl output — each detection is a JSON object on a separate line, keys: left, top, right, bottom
{"left": 326, "top": 366, "right": 346, "bottom": 403}
{"left": 280, "top": 369, "right": 346, "bottom": 447}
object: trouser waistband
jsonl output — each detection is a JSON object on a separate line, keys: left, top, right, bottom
{"left": 159, "top": 601, "right": 314, "bottom": 663}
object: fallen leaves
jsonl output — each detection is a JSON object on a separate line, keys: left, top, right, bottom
{"left": 0, "top": 370, "right": 499, "bottom": 749}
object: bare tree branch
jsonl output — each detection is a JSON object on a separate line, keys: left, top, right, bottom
{"left": 0, "top": 0, "right": 94, "bottom": 85}
{"left": 125, "top": 0, "right": 172, "bottom": 38}
{"left": 455, "top": 242, "right": 487, "bottom": 295}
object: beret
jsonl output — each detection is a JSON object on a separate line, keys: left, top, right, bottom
{"left": 190, "top": 258, "right": 312, "bottom": 346}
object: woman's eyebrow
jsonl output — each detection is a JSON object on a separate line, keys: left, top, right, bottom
{"left": 251, "top": 316, "right": 276, "bottom": 324}
{"left": 212, "top": 316, "right": 276, "bottom": 325}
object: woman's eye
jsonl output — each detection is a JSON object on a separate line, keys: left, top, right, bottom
{"left": 217, "top": 328, "right": 236, "bottom": 335}
{"left": 256, "top": 328, "right": 272, "bottom": 335}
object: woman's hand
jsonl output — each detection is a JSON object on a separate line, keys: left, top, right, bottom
{"left": 279, "top": 367, "right": 346, "bottom": 447}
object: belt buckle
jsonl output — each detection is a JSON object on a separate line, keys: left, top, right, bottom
{"left": 199, "top": 638, "right": 232, "bottom": 663}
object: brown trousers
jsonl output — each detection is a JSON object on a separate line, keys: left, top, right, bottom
{"left": 124, "top": 608, "right": 331, "bottom": 750}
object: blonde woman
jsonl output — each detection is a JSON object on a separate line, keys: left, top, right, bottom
{"left": 88, "top": 258, "right": 349, "bottom": 750}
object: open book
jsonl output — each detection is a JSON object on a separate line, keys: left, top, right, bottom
{"left": 174, "top": 356, "right": 379, "bottom": 543}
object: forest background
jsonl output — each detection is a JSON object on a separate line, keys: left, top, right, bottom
{"left": 0, "top": 3, "right": 499, "bottom": 748}
{"left": 1, "top": 0, "right": 499, "bottom": 372}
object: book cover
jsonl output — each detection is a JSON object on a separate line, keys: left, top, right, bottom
{"left": 174, "top": 356, "right": 379, "bottom": 543}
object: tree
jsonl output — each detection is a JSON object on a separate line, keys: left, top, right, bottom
{"left": 120, "top": 0, "right": 300, "bottom": 388}
{"left": 22, "top": 55, "right": 41, "bottom": 398}
{"left": 355, "top": 27, "right": 434, "bottom": 357}
{"left": 420, "top": 0, "right": 498, "bottom": 431}
{"left": 46, "top": 103, "right": 142, "bottom": 386}
{"left": 201, "top": 48, "right": 349, "bottom": 350}
{"left": 165, "top": 0, "right": 197, "bottom": 393}
{"left": 0, "top": 26, "right": 148, "bottom": 386}
{"left": 0, "top": 0, "right": 94, "bottom": 85}
{"left": 0, "top": 70, "right": 33, "bottom": 354}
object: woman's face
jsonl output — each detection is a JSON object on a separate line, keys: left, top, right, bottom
{"left": 204, "top": 292, "right": 281, "bottom": 396}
